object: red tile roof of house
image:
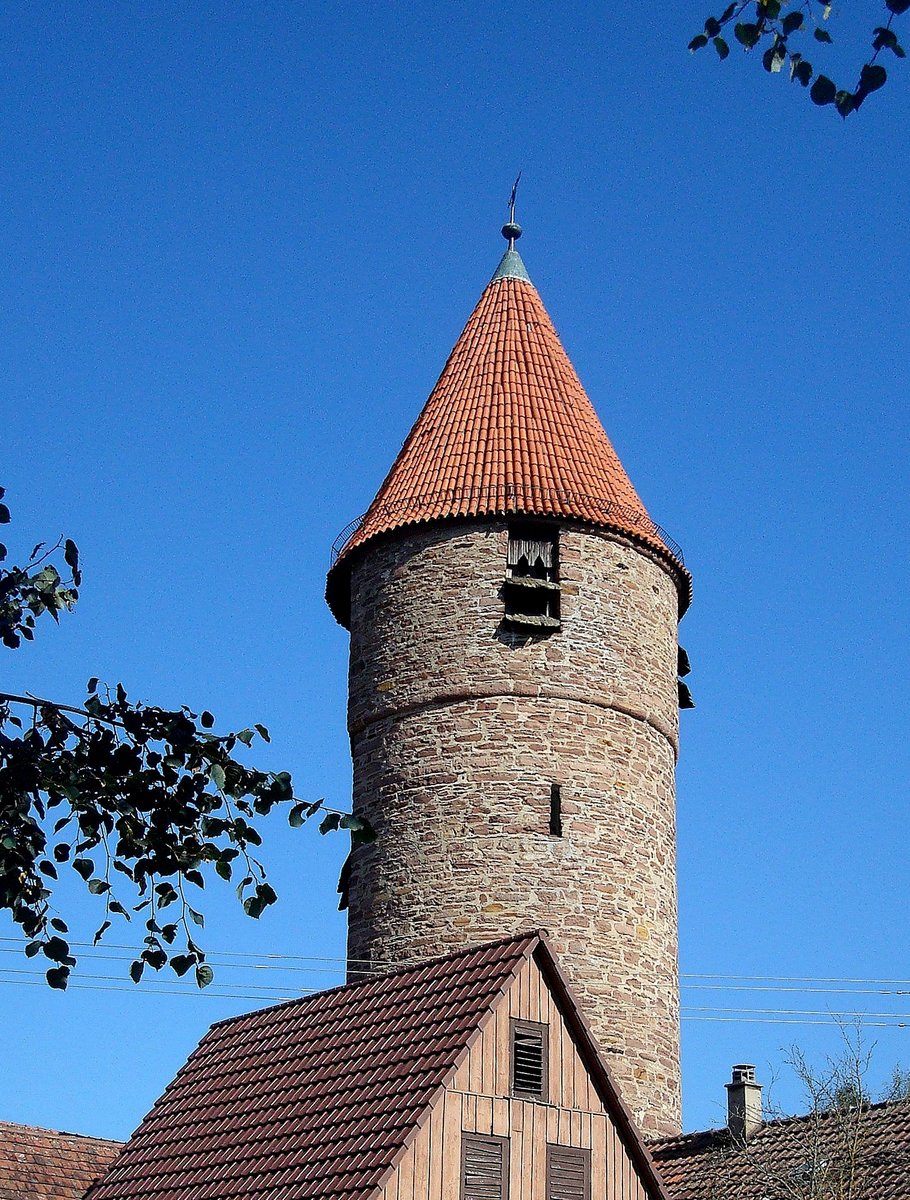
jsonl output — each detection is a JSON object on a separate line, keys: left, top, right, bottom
{"left": 87, "top": 933, "right": 539, "bottom": 1200}
{"left": 0, "top": 1121, "right": 122, "bottom": 1200}
{"left": 86, "top": 931, "right": 671, "bottom": 1200}
{"left": 650, "top": 1098, "right": 910, "bottom": 1199}
{"left": 326, "top": 243, "right": 690, "bottom": 626}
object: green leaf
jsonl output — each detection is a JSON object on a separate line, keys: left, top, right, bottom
{"left": 142, "top": 947, "right": 167, "bottom": 971}
{"left": 209, "top": 763, "right": 226, "bottom": 791}
{"left": 814, "top": 28, "right": 833, "bottom": 43}
{"left": 874, "top": 27, "right": 907, "bottom": 56}
{"left": 713, "top": 36, "right": 730, "bottom": 59}
{"left": 187, "top": 907, "right": 205, "bottom": 928}
{"left": 319, "top": 811, "right": 341, "bottom": 835}
{"left": 781, "top": 11, "right": 803, "bottom": 34}
{"left": 792, "top": 57, "right": 813, "bottom": 86}
{"left": 42, "top": 936, "right": 71, "bottom": 963}
{"left": 195, "top": 963, "right": 214, "bottom": 988}
{"left": 288, "top": 803, "right": 309, "bottom": 829}
{"left": 130, "top": 959, "right": 145, "bottom": 983}
{"left": 72, "top": 857, "right": 94, "bottom": 881}
{"left": 689, "top": 33, "right": 709, "bottom": 52}
{"left": 170, "top": 954, "right": 195, "bottom": 977}
{"left": 215, "top": 858, "right": 232, "bottom": 881}
{"left": 341, "top": 813, "right": 376, "bottom": 847}
{"left": 759, "top": 0, "right": 781, "bottom": 17}
{"left": 704, "top": 17, "right": 721, "bottom": 37}
{"left": 678, "top": 681, "right": 696, "bottom": 710}
{"left": 50, "top": 918, "right": 68, "bottom": 934}
{"left": 254, "top": 723, "right": 270, "bottom": 742}
{"left": 236, "top": 728, "right": 254, "bottom": 747}
{"left": 46, "top": 966, "right": 69, "bottom": 990}
{"left": 734, "top": 21, "right": 761, "bottom": 47}
{"left": 835, "top": 89, "right": 855, "bottom": 117}
{"left": 200, "top": 710, "right": 215, "bottom": 728}
{"left": 762, "top": 39, "right": 786, "bottom": 72}
{"left": 86, "top": 675, "right": 98, "bottom": 692}
{"left": 810, "top": 74, "right": 837, "bottom": 104}
{"left": 860, "top": 63, "right": 888, "bottom": 93}
{"left": 886, "top": 0, "right": 910, "bottom": 13}
{"left": 63, "top": 539, "right": 79, "bottom": 573}
{"left": 87, "top": 878, "right": 111, "bottom": 895}
{"left": 0, "top": 504, "right": 9, "bottom": 524}
{"left": 93, "top": 920, "right": 112, "bottom": 945}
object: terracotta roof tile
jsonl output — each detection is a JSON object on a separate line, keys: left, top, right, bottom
{"left": 327, "top": 249, "right": 689, "bottom": 625}
{"left": 0, "top": 1121, "right": 122, "bottom": 1200}
{"left": 650, "top": 1099, "right": 910, "bottom": 1200}
{"left": 86, "top": 932, "right": 538, "bottom": 1200}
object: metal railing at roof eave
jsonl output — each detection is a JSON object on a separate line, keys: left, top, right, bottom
{"left": 328, "top": 486, "right": 685, "bottom": 570}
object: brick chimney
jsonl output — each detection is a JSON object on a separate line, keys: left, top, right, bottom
{"left": 726, "top": 1064, "right": 763, "bottom": 1142}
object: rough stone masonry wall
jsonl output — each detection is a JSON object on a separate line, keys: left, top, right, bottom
{"left": 344, "top": 520, "right": 682, "bottom": 1136}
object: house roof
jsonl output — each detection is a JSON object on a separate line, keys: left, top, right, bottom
{"left": 326, "top": 236, "right": 690, "bottom": 627}
{"left": 0, "top": 1121, "right": 121, "bottom": 1200}
{"left": 650, "top": 1098, "right": 910, "bottom": 1200}
{"left": 87, "top": 930, "right": 670, "bottom": 1200}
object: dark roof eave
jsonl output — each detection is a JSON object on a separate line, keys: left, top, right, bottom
{"left": 325, "top": 511, "right": 692, "bottom": 629}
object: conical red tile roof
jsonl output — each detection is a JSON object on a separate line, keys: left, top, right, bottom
{"left": 327, "top": 246, "right": 688, "bottom": 624}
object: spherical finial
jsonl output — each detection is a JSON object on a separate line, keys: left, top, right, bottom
{"left": 502, "top": 221, "right": 522, "bottom": 243}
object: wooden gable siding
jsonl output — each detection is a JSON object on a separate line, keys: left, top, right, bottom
{"left": 378, "top": 954, "right": 653, "bottom": 1200}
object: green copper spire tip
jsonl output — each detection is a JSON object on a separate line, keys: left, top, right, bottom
{"left": 491, "top": 246, "right": 531, "bottom": 283}
{"left": 492, "top": 175, "right": 530, "bottom": 282}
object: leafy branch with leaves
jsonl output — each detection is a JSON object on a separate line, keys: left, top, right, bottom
{"left": 0, "top": 488, "right": 372, "bottom": 990}
{"left": 691, "top": 1, "right": 907, "bottom": 117}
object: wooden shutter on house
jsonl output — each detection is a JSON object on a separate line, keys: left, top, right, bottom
{"left": 510, "top": 1019, "right": 549, "bottom": 1100}
{"left": 461, "top": 1133, "right": 509, "bottom": 1200}
{"left": 546, "top": 1145, "right": 591, "bottom": 1200}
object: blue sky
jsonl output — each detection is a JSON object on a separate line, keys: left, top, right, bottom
{"left": 1, "top": 2, "right": 909, "bottom": 1139}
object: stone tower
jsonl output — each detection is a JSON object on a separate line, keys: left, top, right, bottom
{"left": 326, "top": 222, "right": 691, "bottom": 1136}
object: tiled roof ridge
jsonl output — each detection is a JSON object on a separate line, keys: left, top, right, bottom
{"left": 208, "top": 927, "right": 543, "bottom": 1032}
{"left": 0, "top": 1119, "right": 123, "bottom": 1147}
{"left": 650, "top": 1093, "right": 910, "bottom": 1152}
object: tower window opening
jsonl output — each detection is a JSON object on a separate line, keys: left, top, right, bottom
{"left": 503, "top": 524, "right": 560, "bottom": 631}
{"left": 549, "top": 783, "right": 563, "bottom": 837}
{"left": 510, "top": 1019, "right": 549, "bottom": 1100}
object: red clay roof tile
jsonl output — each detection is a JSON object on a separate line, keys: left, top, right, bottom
{"left": 650, "top": 1099, "right": 910, "bottom": 1200}
{"left": 0, "top": 1121, "right": 122, "bottom": 1200}
{"left": 326, "top": 250, "right": 689, "bottom": 625}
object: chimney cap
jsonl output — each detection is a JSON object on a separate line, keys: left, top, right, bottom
{"left": 727, "top": 1064, "right": 758, "bottom": 1088}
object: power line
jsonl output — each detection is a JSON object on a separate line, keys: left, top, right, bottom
{"left": 682, "top": 1004, "right": 910, "bottom": 1020}
{"left": 4, "top": 936, "right": 910, "bottom": 996}
{"left": 684, "top": 1015, "right": 910, "bottom": 1027}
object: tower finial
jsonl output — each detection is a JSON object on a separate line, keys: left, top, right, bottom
{"left": 502, "top": 172, "right": 522, "bottom": 248}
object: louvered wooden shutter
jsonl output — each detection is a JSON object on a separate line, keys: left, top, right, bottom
{"left": 546, "top": 1146, "right": 591, "bottom": 1200}
{"left": 461, "top": 1134, "right": 509, "bottom": 1200}
{"left": 510, "top": 1020, "right": 548, "bottom": 1099}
